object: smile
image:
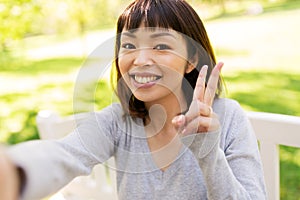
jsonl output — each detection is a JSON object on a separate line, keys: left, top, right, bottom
{"left": 129, "top": 73, "right": 162, "bottom": 89}
{"left": 133, "top": 75, "right": 161, "bottom": 84}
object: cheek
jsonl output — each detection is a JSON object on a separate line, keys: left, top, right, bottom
{"left": 118, "top": 57, "right": 126, "bottom": 75}
{"left": 117, "top": 56, "right": 132, "bottom": 87}
{"left": 158, "top": 55, "right": 188, "bottom": 75}
{"left": 118, "top": 56, "right": 128, "bottom": 75}
{"left": 158, "top": 58, "right": 188, "bottom": 89}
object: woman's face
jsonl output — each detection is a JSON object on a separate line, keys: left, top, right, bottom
{"left": 118, "top": 27, "right": 194, "bottom": 104}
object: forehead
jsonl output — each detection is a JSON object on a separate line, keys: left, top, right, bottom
{"left": 120, "top": 27, "right": 183, "bottom": 40}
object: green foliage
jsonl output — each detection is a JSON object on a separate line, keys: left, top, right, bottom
{"left": 280, "top": 146, "right": 300, "bottom": 200}
{"left": 5, "top": 110, "right": 39, "bottom": 144}
{"left": 0, "top": 0, "right": 41, "bottom": 51}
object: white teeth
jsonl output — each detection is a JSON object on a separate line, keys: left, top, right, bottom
{"left": 134, "top": 75, "right": 158, "bottom": 84}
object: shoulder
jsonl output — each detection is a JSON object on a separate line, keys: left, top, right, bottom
{"left": 213, "top": 97, "right": 249, "bottom": 127}
{"left": 78, "top": 103, "right": 125, "bottom": 135}
{"left": 93, "top": 103, "right": 142, "bottom": 133}
{"left": 213, "top": 98, "right": 256, "bottom": 148}
{"left": 213, "top": 98, "right": 245, "bottom": 119}
{"left": 98, "top": 102, "right": 123, "bottom": 114}
{"left": 94, "top": 103, "right": 124, "bottom": 121}
{"left": 213, "top": 98, "right": 248, "bottom": 132}
{"left": 213, "top": 97, "right": 240, "bottom": 108}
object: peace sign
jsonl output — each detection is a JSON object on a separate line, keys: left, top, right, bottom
{"left": 172, "top": 62, "right": 224, "bottom": 135}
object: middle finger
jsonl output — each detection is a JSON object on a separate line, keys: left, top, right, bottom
{"left": 204, "top": 62, "right": 223, "bottom": 106}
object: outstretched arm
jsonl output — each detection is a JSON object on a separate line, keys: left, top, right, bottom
{"left": 2, "top": 106, "right": 118, "bottom": 200}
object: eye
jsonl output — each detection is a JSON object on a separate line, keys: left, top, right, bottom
{"left": 122, "top": 43, "right": 136, "bottom": 49}
{"left": 154, "top": 44, "right": 170, "bottom": 50}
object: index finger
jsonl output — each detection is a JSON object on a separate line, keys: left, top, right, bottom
{"left": 193, "top": 65, "right": 208, "bottom": 102}
{"left": 204, "top": 62, "right": 224, "bottom": 106}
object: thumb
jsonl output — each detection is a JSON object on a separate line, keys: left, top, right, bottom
{"left": 172, "top": 115, "right": 186, "bottom": 132}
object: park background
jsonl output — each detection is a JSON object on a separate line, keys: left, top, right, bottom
{"left": 0, "top": 0, "right": 299, "bottom": 199}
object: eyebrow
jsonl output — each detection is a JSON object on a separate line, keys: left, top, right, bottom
{"left": 121, "top": 32, "right": 136, "bottom": 38}
{"left": 121, "top": 32, "right": 176, "bottom": 39}
{"left": 150, "top": 32, "right": 177, "bottom": 39}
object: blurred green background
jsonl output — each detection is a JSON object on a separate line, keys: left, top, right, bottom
{"left": 1, "top": 0, "right": 300, "bottom": 199}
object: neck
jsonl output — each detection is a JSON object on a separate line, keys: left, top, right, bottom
{"left": 144, "top": 90, "right": 187, "bottom": 135}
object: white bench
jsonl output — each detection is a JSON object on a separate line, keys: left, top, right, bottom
{"left": 247, "top": 111, "right": 300, "bottom": 200}
{"left": 36, "top": 110, "right": 300, "bottom": 200}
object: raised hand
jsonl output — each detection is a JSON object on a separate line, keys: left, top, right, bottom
{"left": 172, "top": 62, "right": 224, "bottom": 135}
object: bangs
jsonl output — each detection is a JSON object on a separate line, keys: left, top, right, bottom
{"left": 118, "top": 0, "right": 181, "bottom": 32}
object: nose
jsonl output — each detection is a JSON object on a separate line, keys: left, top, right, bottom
{"left": 133, "top": 47, "right": 154, "bottom": 66}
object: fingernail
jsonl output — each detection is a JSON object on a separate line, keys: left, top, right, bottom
{"left": 200, "top": 65, "right": 208, "bottom": 75}
{"left": 217, "top": 62, "right": 224, "bottom": 70}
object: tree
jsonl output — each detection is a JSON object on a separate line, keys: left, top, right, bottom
{"left": 0, "top": 0, "right": 40, "bottom": 52}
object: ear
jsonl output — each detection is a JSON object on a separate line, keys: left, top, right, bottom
{"left": 185, "top": 52, "right": 199, "bottom": 74}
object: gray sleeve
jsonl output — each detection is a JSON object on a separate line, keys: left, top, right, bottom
{"left": 7, "top": 138, "right": 95, "bottom": 200}
{"left": 182, "top": 100, "right": 267, "bottom": 199}
{"left": 6, "top": 104, "right": 120, "bottom": 200}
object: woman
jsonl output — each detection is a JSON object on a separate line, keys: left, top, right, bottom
{"left": 1, "top": 0, "right": 267, "bottom": 199}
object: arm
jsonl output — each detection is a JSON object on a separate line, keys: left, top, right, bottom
{"left": 4, "top": 105, "right": 119, "bottom": 200}
{"left": 6, "top": 138, "right": 96, "bottom": 200}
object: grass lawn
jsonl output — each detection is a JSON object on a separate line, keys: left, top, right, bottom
{"left": 1, "top": 2, "right": 300, "bottom": 199}
{"left": 0, "top": 57, "right": 114, "bottom": 144}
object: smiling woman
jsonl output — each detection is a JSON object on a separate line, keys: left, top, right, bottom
{"left": 1, "top": 0, "right": 267, "bottom": 200}
{"left": 118, "top": 28, "right": 193, "bottom": 109}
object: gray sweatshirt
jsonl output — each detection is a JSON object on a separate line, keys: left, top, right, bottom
{"left": 7, "top": 98, "right": 267, "bottom": 200}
